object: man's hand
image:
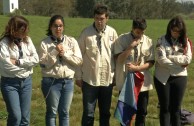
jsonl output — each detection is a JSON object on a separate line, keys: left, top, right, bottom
{"left": 59, "top": 50, "right": 64, "bottom": 56}
{"left": 126, "top": 63, "right": 140, "bottom": 72}
{"left": 126, "top": 39, "right": 140, "bottom": 50}
{"left": 76, "top": 80, "right": 83, "bottom": 88}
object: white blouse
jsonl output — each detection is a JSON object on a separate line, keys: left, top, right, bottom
{"left": 0, "top": 37, "right": 39, "bottom": 78}
{"left": 154, "top": 35, "right": 192, "bottom": 85}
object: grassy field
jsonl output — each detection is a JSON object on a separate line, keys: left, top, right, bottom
{"left": 0, "top": 15, "right": 194, "bottom": 126}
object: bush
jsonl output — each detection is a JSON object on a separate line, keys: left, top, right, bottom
{"left": 188, "top": 13, "right": 194, "bottom": 19}
{"left": 8, "top": 8, "right": 22, "bottom": 17}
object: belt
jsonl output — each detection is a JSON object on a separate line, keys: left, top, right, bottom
{"left": 1, "top": 76, "right": 31, "bottom": 80}
{"left": 43, "top": 77, "right": 72, "bottom": 81}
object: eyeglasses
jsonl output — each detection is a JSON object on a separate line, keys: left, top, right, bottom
{"left": 94, "top": 16, "right": 106, "bottom": 22}
{"left": 53, "top": 24, "right": 63, "bottom": 28}
{"left": 171, "top": 29, "right": 181, "bottom": 34}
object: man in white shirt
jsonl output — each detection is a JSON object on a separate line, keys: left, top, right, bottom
{"left": 75, "top": 4, "right": 118, "bottom": 126}
{"left": 114, "top": 17, "right": 155, "bottom": 126}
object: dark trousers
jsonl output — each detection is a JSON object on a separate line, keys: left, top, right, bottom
{"left": 81, "top": 82, "right": 113, "bottom": 126}
{"left": 135, "top": 91, "right": 149, "bottom": 126}
{"left": 154, "top": 76, "right": 187, "bottom": 126}
{"left": 120, "top": 91, "right": 149, "bottom": 126}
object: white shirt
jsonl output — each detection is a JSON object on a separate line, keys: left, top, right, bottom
{"left": 114, "top": 33, "right": 154, "bottom": 91}
{"left": 154, "top": 35, "right": 192, "bottom": 85}
{"left": 75, "top": 24, "right": 118, "bottom": 86}
{"left": 39, "top": 35, "right": 82, "bottom": 79}
{"left": 0, "top": 37, "right": 39, "bottom": 78}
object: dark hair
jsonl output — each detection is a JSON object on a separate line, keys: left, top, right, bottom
{"left": 165, "top": 16, "right": 187, "bottom": 48}
{"left": 93, "top": 4, "right": 109, "bottom": 17}
{"left": 0, "top": 15, "right": 29, "bottom": 44}
{"left": 46, "top": 15, "right": 64, "bottom": 36}
{"left": 132, "top": 17, "right": 147, "bottom": 30}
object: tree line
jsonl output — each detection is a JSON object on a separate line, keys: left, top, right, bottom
{"left": 0, "top": 0, "right": 194, "bottom": 19}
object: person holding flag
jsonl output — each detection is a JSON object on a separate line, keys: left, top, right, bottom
{"left": 114, "top": 17, "right": 155, "bottom": 126}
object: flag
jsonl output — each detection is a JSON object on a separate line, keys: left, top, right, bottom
{"left": 114, "top": 71, "right": 144, "bottom": 126}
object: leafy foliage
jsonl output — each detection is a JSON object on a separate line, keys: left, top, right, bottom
{"left": 0, "top": 0, "right": 193, "bottom": 19}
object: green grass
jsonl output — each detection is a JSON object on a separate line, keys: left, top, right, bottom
{"left": 0, "top": 15, "right": 194, "bottom": 126}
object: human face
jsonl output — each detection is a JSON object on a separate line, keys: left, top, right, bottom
{"left": 94, "top": 14, "right": 108, "bottom": 32}
{"left": 15, "top": 26, "right": 27, "bottom": 39}
{"left": 51, "top": 19, "right": 64, "bottom": 38}
{"left": 171, "top": 27, "right": 181, "bottom": 39}
{"left": 132, "top": 28, "right": 145, "bottom": 39}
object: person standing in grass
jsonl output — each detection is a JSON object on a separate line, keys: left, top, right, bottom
{"left": 154, "top": 16, "right": 192, "bottom": 126}
{"left": 39, "top": 15, "right": 82, "bottom": 126}
{"left": 0, "top": 15, "right": 39, "bottom": 126}
{"left": 75, "top": 4, "right": 118, "bottom": 126}
{"left": 114, "top": 17, "right": 155, "bottom": 126}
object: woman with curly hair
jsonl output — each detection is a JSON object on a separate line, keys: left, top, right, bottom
{"left": 0, "top": 16, "right": 39, "bottom": 126}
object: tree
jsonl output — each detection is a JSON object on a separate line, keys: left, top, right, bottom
{"left": 6, "top": 0, "right": 194, "bottom": 19}
{"left": 160, "top": 0, "right": 181, "bottom": 19}
{"left": 0, "top": 0, "right": 3, "bottom": 14}
{"left": 180, "top": 1, "right": 194, "bottom": 14}
{"left": 108, "top": 0, "right": 131, "bottom": 18}
{"left": 76, "top": 0, "right": 95, "bottom": 17}
{"left": 18, "top": 0, "right": 75, "bottom": 16}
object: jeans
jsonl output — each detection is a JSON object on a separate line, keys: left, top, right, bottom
{"left": 81, "top": 82, "right": 113, "bottom": 126}
{"left": 1, "top": 76, "right": 32, "bottom": 126}
{"left": 154, "top": 76, "right": 187, "bottom": 126}
{"left": 41, "top": 77, "right": 74, "bottom": 126}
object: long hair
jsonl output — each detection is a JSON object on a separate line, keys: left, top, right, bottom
{"left": 0, "top": 15, "right": 29, "bottom": 45}
{"left": 46, "top": 15, "right": 64, "bottom": 36}
{"left": 165, "top": 16, "right": 187, "bottom": 48}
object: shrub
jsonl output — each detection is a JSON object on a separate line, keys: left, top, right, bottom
{"left": 8, "top": 8, "right": 22, "bottom": 17}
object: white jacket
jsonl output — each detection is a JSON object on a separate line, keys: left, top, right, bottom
{"left": 0, "top": 37, "right": 39, "bottom": 78}
{"left": 114, "top": 33, "right": 154, "bottom": 91}
{"left": 39, "top": 35, "right": 82, "bottom": 79}
{"left": 75, "top": 25, "right": 118, "bottom": 86}
{"left": 154, "top": 35, "right": 192, "bottom": 85}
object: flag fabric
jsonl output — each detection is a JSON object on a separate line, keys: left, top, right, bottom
{"left": 114, "top": 71, "right": 144, "bottom": 126}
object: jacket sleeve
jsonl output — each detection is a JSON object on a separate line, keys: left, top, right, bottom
{"left": 74, "top": 30, "right": 86, "bottom": 80}
{"left": 39, "top": 40, "right": 59, "bottom": 69}
{"left": 114, "top": 35, "right": 124, "bottom": 55}
{"left": 19, "top": 37, "right": 39, "bottom": 68}
{"left": 155, "top": 38, "right": 182, "bottom": 69}
{"left": 61, "top": 37, "right": 82, "bottom": 66}
{"left": 0, "top": 42, "right": 26, "bottom": 74}
{"left": 168, "top": 40, "right": 192, "bottom": 65}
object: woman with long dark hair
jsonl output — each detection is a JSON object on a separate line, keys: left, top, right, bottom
{"left": 154, "top": 16, "right": 192, "bottom": 126}
{"left": 39, "top": 15, "right": 82, "bottom": 126}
